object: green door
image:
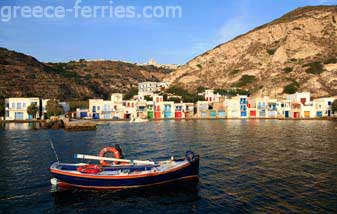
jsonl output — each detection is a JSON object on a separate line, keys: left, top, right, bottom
{"left": 147, "top": 111, "right": 153, "bottom": 119}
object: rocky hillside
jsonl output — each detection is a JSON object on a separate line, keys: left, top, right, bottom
{"left": 165, "top": 6, "right": 337, "bottom": 98}
{"left": 0, "top": 48, "right": 171, "bottom": 100}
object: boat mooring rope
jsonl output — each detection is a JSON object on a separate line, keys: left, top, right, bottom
{"left": 49, "top": 139, "right": 60, "bottom": 163}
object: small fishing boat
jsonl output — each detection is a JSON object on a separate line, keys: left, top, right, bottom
{"left": 129, "top": 116, "right": 148, "bottom": 123}
{"left": 49, "top": 146, "right": 199, "bottom": 190}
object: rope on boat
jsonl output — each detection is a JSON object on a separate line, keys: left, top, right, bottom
{"left": 49, "top": 139, "right": 60, "bottom": 163}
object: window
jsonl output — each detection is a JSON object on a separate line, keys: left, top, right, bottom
{"left": 6, "top": 103, "right": 9, "bottom": 108}
{"left": 17, "top": 103, "right": 22, "bottom": 109}
{"left": 328, "top": 101, "right": 332, "bottom": 106}
{"left": 97, "top": 106, "right": 100, "bottom": 111}
{"left": 23, "top": 103, "right": 26, "bottom": 108}
{"left": 12, "top": 103, "right": 15, "bottom": 109}
{"left": 6, "top": 111, "right": 9, "bottom": 117}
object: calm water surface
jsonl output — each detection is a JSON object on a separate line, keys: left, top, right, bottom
{"left": 0, "top": 120, "right": 336, "bottom": 213}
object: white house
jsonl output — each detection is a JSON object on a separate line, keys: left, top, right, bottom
{"left": 138, "top": 82, "right": 170, "bottom": 96}
{"left": 313, "top": 97, "right": 336, "bottom": 117}
{"left": 286, "top": 92, "right": 311, "bottom": 105}
{"left": 5, "top": 97, "right": 40, "bottom": 120}
{"left": 224, "top": 98, "right": 240, "bottom": 118}
{"left": 204, "top": 89, "right": 222, "bottom": 103}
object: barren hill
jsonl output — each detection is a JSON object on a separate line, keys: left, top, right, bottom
{"left": 0, "top": 48, "right": 171, "bottom": 100}
{"left": 165, "top": 6, "right": 337, "bottom": 98}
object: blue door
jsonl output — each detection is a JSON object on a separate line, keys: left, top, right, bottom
{"left": 210, "top": 111, "right": 216, "bottom": 118}
{"left": 218, "top": 111, "right": 225, "bottom": 117}
{"left": 28, "top": 114, "right": 33, "bottom": 119}
{"left": 80, "top": 112, "right": 87, "bottom": 118}
{"left": 285, "top": 111, "right": 289, "bottom": 118}
{"left": 93, "top": 113, "right": 100, "bottom": 119}
{"left": 316, "top": 111, "right": 322, "bottom": 117}
{"left": 104, "top": 113, "right": 112, "bottom": 119}
{"left": 15, "top": 112, "right": 24, "bottom": 120}
{"left": 164, "top": 112, "right": 171, "bottom": 118}
{"left": 241, "top": 111, "right": 247, "bottom": 117}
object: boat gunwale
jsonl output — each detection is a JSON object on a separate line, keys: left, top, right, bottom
{"left": 54, "top": 175, "right": 199, "bottom": 189}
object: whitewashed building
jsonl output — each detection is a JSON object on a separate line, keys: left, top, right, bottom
{"left": 5, "top": 98, "right": 40, "bottom": 120}
{"left": 138, "top": 82, "right": 170, "bottom": 96}
{"left": 313, "top": 97, "right": 336, "bottom": 117}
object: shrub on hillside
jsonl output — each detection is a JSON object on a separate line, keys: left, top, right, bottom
{"left": 214, "top": 88, "right": 250, "bottom": 96}
{"left": 324, "top": 57, "right": 337, "bottom": 64}
{"left": 123, "top": 88, "right": 138, "bottom": 100}
{"left": 232, "top": 75, "right": 256, "bottom": 87}
{"left": 283, "top": 67, "right": 293, "bottom": 73}
{"left": 229, "top": 69, "right": 240, "bottom": 76}
{"left": 166, "top": 86, "right": 203, "bottom": 103}
{"left": 267, "top": 48, "right": 277, "bottom": 55}
{"left": 305, "top": 61, "right": 324, "bottom": 74}
{"left": 332, "top": 99, "right": 337, "bottom": 113}
{"left": 283, "top": 82, "right": 299, "bottom": 94}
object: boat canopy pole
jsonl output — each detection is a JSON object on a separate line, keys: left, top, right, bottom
{"left": 74, "top": 154, "right": 155, "bottom": 165}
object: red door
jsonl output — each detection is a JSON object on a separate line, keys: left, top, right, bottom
{"left": 250, "top": 110, "right": 256, "bottom": 117}
{"left": 293, "top": 112, "right": 299, "bottom": 118}
{"left": 175, "top": 112, "right": 182, "bottom": 118}
{"left": 155, "top": 111, "right": 161, "bottom": 119}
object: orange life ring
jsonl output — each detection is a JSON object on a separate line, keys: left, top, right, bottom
{"left": 77, "top": 164, "right": 102, "bottom": 174}
{"left": 99, "top": 147, "right": 122, "bottom": 166}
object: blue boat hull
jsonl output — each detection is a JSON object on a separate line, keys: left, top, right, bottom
{"left": 51, "top": 156, "right": 199, "bottom": 189}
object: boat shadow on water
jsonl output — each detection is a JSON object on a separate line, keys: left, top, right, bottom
{"left": 51, "top": 180, "right": 200, "bottom": 208}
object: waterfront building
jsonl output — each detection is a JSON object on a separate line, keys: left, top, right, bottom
{"left": 136, "top": 100, "right": 148, "bottom": 119}
{"left": 277, "top": 100, "right": 292, "bottom": 118}
{"left": 286, "top": 92, "right": 311, "bottom": 105}
{"left": 146, "top": 101, "right": 154, "bottom": 119}
{"left": 301, "top": 102, "right": 316, "bottom": 118}
{"left": 204, "top": 90, "right": 222, "bottom": 103}
{"left": 5, "top": 97, "right": 40, "bottom": 120}
{"left": 174, "top": 103, "right": 184, "bottom": 119}
{"left": 89, "top": 99, "right": 113, "bottom": 119}
{"left": 224, "top": 97, "right": 240, "bottom": 118}
{"left": 213, "top": 100, "right": 226, "bottom": 118}
{"left": 291, "top": 102, "right": 301, "bottom": 119}
{"left": 153, "top": 95, "right": 164, "bottom": 119}
{"left": 184, "top": 103, "right": 195, "bottom": 118}
{"left": 76, "top": 108, "right": 90, "bottom": 119}
{"left": 239, "top": 95, "right": 249, "bottom": 118}
{"left": 196, "top": 101, "right": 210, "bottom": 118}
{"left": 250, "top": 97, "right": 268, "bottom": 118}
{"left": 163, "top": 101, "right": 175, "bottom": 119}
{"left": 267, "top": 98, "right": 278, "bottom": 118}
{"left": 123, "top": 100, "right": 138, "bottom": 119}
{"left": 313, "top": 97, "right": 336, "bottom": 117}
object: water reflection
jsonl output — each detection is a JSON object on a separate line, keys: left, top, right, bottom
{"left": 0, "top": 120, "right": 337, "bottom": 213}
{"left": 0, "top": 122, "right": 40, "bottom": 131}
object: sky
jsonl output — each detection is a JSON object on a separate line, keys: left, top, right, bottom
{"left": 0, "top": 0, "right": 336, "bottom": 64}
